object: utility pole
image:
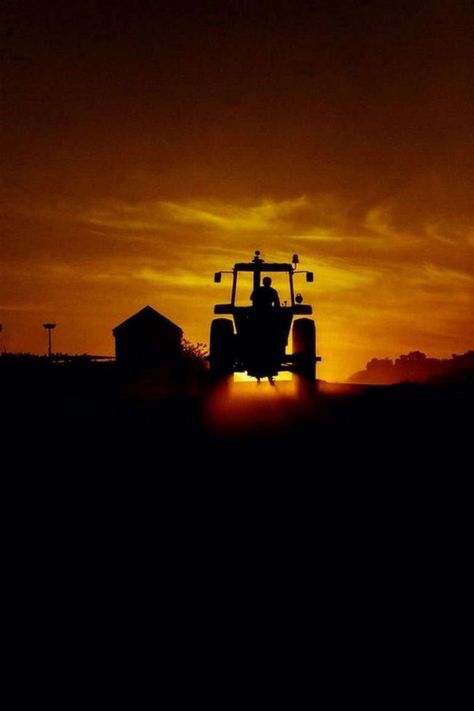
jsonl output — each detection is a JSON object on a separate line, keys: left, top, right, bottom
{"left": 43, "top": 323, "right": 56, "bottom": 358}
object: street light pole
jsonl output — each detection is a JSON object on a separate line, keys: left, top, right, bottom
{"left": 43, "top": 323, "right": 56, "bottom": 358}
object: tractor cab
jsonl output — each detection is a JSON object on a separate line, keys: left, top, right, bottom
{"left": 213, "top": 250, "right": 313, "bottom": 315}
{"left": 210, "top": 251, "right": 320, "bottom": 382}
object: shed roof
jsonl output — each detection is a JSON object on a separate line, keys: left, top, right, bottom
{"left": 113, "top": 306, "right": 183, "bottom": 337}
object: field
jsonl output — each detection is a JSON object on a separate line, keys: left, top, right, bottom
{"left": 2, "top": 365, "right": 470, "bottom": 697}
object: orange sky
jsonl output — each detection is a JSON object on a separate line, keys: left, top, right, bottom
{"left": 1, "top": 1, "right": 473, "bottom": 381}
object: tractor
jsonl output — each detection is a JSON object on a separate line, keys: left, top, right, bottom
{"left": 210, "top": 250, "right": 320, "bottom": 383}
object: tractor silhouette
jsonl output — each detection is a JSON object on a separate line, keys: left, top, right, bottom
{"left": 210, "top": 250, "right": 320, "bottom": 383}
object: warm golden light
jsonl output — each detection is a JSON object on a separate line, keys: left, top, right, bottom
{"left": 2, "top": 4, "right": 473, "bottom": 381}
{"left": 205, "top": 377, "right": 310, "bottom": 434}
{"left": 234, "top": 372, "right": 292, "bottom": 382}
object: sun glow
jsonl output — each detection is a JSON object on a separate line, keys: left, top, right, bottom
{"left": 203, "top": 376, "right": 317, "bottom": 434}
{"left": 233, "top": 372, "right": 292, "bottom": 382}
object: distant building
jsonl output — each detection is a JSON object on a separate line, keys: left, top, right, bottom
{"left": 113, "top": 306, "right": 182, "bottom": 369}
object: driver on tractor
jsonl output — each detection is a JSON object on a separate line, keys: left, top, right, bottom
{"left": 250, "top": 276, "right": 280, "bottom": 309}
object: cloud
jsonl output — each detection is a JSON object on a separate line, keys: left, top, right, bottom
{"left": 84, "top": 196, "right": 309, "bottom": 233}
{"left": 364, "top": 203, "right": 396, "bottom": 238}
{"left": 159, "top": 197, "right": 308, "bottom": 231}
{"left": 310, "top": 262, "right": 378, "bottom": 293}
{"left": 420, "top": 264, "right": 474, "bottom": 288}
{"left": 132, "top": 267, "right": 211, "bottom": 289}
{"left": 57, "top": 194, "right": 474, "bottom": 332}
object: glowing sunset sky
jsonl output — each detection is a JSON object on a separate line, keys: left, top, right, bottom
{"left": 2, "top": 1, "right": 473, "bottom": 380}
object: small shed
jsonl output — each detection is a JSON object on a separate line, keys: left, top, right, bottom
{"left": 113, "top": 306, "right": 183, "bottom": 369}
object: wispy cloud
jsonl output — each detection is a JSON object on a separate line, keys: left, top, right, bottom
{"left": 132, "top": 267, "right": 211, "bottom": 288}
{"left": 84, "top": 196, "right": 309, "bottom": 233}
{"left": 159, "top": 197, "right": 308, "bottom": 231}
{"left": 420, "top": 264, "right": 474, "bottom": 287}
{"left": 364, "top": 203, "right": 396, "bottom": 238}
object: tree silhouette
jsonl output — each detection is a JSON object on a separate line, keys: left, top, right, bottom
{"left": 182, "top": 339, "right": 209, "bottom": 362}
{"left": 350, "top": 350, "right": 474, "bottom": 385}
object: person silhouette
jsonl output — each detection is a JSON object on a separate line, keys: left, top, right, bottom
{"left": 250, "top": 276, "right": 280, "bottom": 309}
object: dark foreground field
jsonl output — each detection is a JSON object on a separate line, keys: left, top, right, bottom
{"left": 2, "top": 369, "right": 471, "bottom": 702}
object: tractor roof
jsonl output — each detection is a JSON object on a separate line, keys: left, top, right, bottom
{"left": 234, "top": 262, "right": 293, "bottom": 272}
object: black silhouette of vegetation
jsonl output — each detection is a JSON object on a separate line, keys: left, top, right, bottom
{"left": 0, "top": 339, "right": 210, "bottom": 405}
{"left": 349, "top": 349, "right": 474, "bottom": 385}
{"left": 182, "top": 339, "right": 208, "bottom": 361}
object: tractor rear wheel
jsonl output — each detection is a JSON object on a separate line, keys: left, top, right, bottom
{"left": 210, "top": 318, "right": 235, "bottom": 378}
{"left": 292, "top": 318, "right": 316, "bottom": 382}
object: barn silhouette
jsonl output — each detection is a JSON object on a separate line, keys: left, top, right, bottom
{"left": 113, "top": 306, "right": 182, "bottom": 369}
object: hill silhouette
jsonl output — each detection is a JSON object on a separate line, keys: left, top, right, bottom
{"left": 349, "top": 349, "right": 474, "bottom": 385}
